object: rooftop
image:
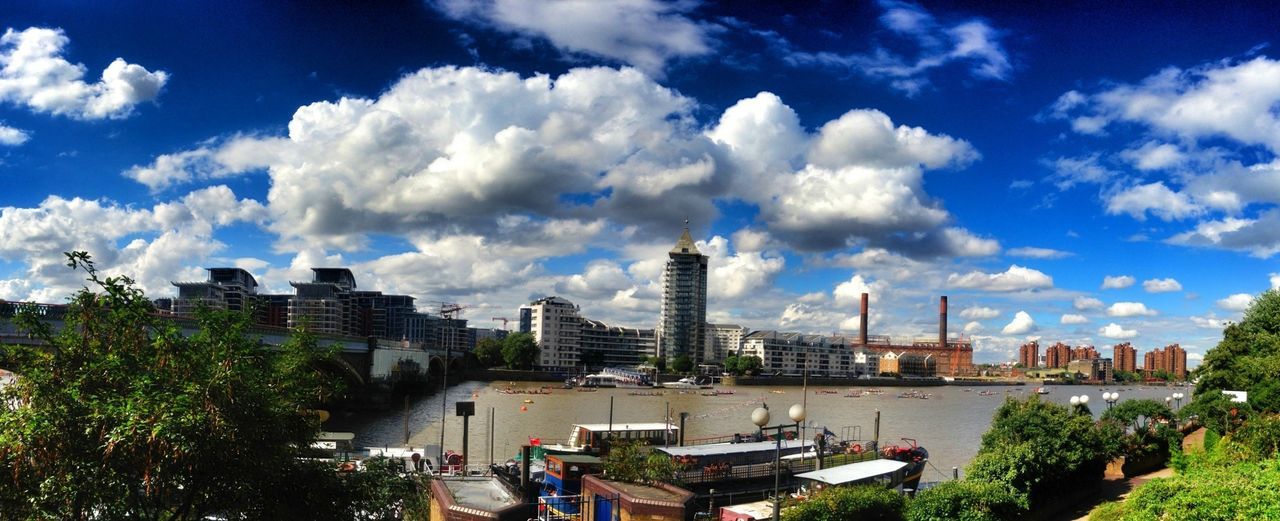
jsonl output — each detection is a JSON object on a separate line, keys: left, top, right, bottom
{"left": 670, "top": 225, "right": 701, "bottom": 256}
{"left": 794, "top": 459, "right": 907, "bottom": 485}
{"left": 439, "top": 477, "right": 520, "bottom": 511}
{"left": 656, "top": 439, "right": 812, "bottom": 458}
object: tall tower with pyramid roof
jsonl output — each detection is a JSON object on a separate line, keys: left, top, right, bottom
{"left": 657, "top": 220, "right": 709, "bottom": 366}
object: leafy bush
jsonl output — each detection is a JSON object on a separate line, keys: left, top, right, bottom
{"left": 782, "top": 484, "right": 905, "bottom": 521}
{"left": 1124, "top": 457, "right": 1280, "bottom": 520}
{"left": 1086, "top": 500, "right": 1128, "bottom": 521}
{"left": 1100, "top": 399, "right": 1182, "bottom": 466}
{"left": 966, "top": 397, "right": 1118, "bottom": 508}
{"left": 602, "top": 441, "right": 680, "bottom": 484}
{"left": 0, "top": 252, "right": 424, "bottom": 519}
{"left": 905, "top": 480, "right": 1027, "bottom": 521}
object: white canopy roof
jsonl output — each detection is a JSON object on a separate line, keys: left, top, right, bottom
{"left": 794, "top": 459, "right": 907, "bottom": 485}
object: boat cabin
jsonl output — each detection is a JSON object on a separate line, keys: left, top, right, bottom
{"left": 793, "top": 459, "right": 909, "bottom": 492}
{"left": 543, "top": 454, "right": 603, "bottom": 496}
{"left": 545, "top": 423, "right": 679, "bottom": 453}
{"left": 655, "top": 439, "right": 814, "bottom": 467}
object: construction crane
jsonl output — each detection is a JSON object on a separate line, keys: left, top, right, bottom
{"left": 491, "top": 317, "right": 512, "bottom": 331}
{"left": 439, "top": 302, "right": 468, "bottom": 319}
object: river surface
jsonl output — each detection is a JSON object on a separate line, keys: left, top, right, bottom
{"left": 331, "top": 381, "right": 1192, "bottom": 480}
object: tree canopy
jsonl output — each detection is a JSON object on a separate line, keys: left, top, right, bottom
{"left": 1192, "top": 289, "right": 1280, "bottom": 417}
{"left": 500, "top": 332, "right": 539, "bottom": 369}
{"left": 966, "top": 396, "right": 1119, "bottom": 509}
{"left": 0, "top": 252, "right": 424, "bottom": 520}
{"left": 671, "top": 354, "right": 693, "bottom": 373}
{"left": 473, "top": 337, "right": 504, "bottom": 367}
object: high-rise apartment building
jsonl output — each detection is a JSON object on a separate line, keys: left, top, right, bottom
{"left": 171, "top": 268, "right": 261, "bottom": 316}
{"left": 523, "top": 296, "right": 583, "bottom": 367}
{"left": 1143, "top": 343, "right": 1188, "bottom": 379}
{"left": 289, "top": 268, "right": 359, "bottom": 335}
{"left": 705, "top": 323, "right": 747, "bottom": 363}
{"left": 1071, "top": 345, "right": 1100, "bottom": 360}
{"left": 656, "top": 224, "right": 708, "bottom": 365}
{"left": 579, "top": 319, "right": 656, "bottom": 368}
{"left": 1018, "top": 341, "right": 1039, "bottom": 368}
{"left": 521, "top": 296, "right": 656, "bottom": 368}
{"left": 1045, "top": 342, "right": 1072, "bottom": 368}
{"left": 1113, "top": 342, "right": 1136, "bottom": 373}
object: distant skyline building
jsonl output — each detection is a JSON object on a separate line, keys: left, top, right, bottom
{"left": 1018, "top": 341, "right": 1039, "bottom": 368}
{"left": 1045, "top": 342, "right": 1072, "bottom": 369}
{"left": 1071, "top": 345, "right": 1100, "bottom": 361}
{"left": 1143, "top": 343, "right": 1188, "bottom": 379}
{"left": 1113, "top": 342, "right": 1137, "bottom": 373}
{"left": 705, "top": 323, "right": 747, "bottom": 362}
{"left": 521, "top": 295, "right": 655, "bottom": 368}
{"left": 523, "top": 296, "right": 583, "bottom": 367}
{"left": 169, "top": 267, "right": 472, "bottom": 349}
{"left": 656, "top": 222, "right": 708, "bottom": 365}
{"left": 171, "top": 267, "right": 260, "bottom": 317}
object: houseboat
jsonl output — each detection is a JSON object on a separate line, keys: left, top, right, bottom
{"left": 542, "top": 422, "right": 679, "bottom": 454}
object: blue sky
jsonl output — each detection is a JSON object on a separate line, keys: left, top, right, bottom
{"left": 2, "top": 1, "right": 1279, "bottom": 365}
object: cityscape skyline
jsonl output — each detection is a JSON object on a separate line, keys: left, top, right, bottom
{"left": 5, "top": 3, "right": 1280, "bottom": 366}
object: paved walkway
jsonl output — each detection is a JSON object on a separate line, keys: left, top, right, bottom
{"left": 1058, "top": 427, "right": 1205, "bottom": 520}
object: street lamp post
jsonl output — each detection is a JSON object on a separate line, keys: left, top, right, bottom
{"left": 751, "top": 403, "right": 806, "bottom": 521}
{"left": 1070, "top": 394, "right": 1090, "bottom": 414}
{"left": 1103, "top": 392, "right": 1119, "bottom": 410}
{"left": 1172, "top": 392, "right": 1184, "bottom": 410}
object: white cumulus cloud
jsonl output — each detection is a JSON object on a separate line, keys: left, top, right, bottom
{"left": 1107, "top": 302, "right": 1157, "bottom": 317}
{"left": 433, "top": 0, "right": 716, "bottom": 76}
{"left": 1060, "top": 314, "right": 1089, "bottom": 324}
{"left": 0, "top": 123, "right": 27, "bottom": 145}
{"left": 1001, "top": 311, "right": 1036, "bottom": 334}
{"left": 1101, "top": 275, "right": 1135, "bottom": 289}
{"left": 1098, "top": 322, "right": 1138, "bottom": 339}
{"left": 959, "top": 306, "right": 1000, "bottom": 319}
{"left": 1073, "top": 296, "right": 1104, "bottom": 310}
{"left": 947, "top": 265, "right": 1053, "bottom": 292}
{"left": 1142, "top": 278, "right": 1183, "bottom": 293}
{"left": 0, "top": 27, "right": 168, "bottom": 119}
{"left": 1217, "top": 293, "right": 1253, "bottom": 312}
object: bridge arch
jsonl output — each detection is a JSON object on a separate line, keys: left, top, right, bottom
{"left": 318, "top": 355, "right": 366, "bottom": 388}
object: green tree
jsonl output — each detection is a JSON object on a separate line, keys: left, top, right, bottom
{"left": 500, "top": 332, "right": 539, "bottom": 369}
{"left": 1100, "top": 399, "right": 1181, "bottom": 466}
{"left": 645, "top": 355, "right": 668, "bottom": 372}
{"left": 966, "top": 397, "right": 1119, "bottom": 508}
{"left": 473, "top": 337, "right": 504, "bottom": 367}
{"left": 672, "top": 354, "right": 693, "bottom": 373}
{"left": 0, "top": 252, "right": 425, "bottom": 519}
{"left": 737, "top": 355, "right": 763, "bottom": 376}
{"left": 905, "top": 480, "right": 1027, "bottom": 521}
{"left": 723, "top": 355, "right": 740, "bottom": 375}
{"left": 782, "top": 484, "right": 905, "bottom": 521}
{"left": 1192, "top": 289, "right": 1280, "bottom": 420}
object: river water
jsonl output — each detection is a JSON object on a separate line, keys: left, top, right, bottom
{"left": 331, "top": 381, "right": 1192, "bottom": 480}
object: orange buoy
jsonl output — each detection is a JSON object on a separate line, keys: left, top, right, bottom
{"left": 520, "top": 405, "right": 528, "bottom": 412}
